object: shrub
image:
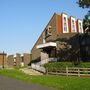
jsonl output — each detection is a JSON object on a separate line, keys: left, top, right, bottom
{"left": 44, "top": 62, "right": 73, "bottom": 69}
{"left": 44, "top": 62, "right": 90, "bottom": 70}
{"left": 77, "top": 62, "right": 90, "bottom": 68}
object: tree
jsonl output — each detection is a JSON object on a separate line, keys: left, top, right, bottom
{"left": 77, "top": 0, "right": 90, "bottom": 32}
{"left": 83, "top": 11, "right": 90, "bottom": 32}
{"left": 77, "top": 0, "right": 90, "bottom": 8}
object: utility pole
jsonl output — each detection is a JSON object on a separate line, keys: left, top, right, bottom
{"left": 2, "top": 51, "right": 4, "bottom": 69}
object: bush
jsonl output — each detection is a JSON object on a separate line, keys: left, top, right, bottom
{"left": 44, "top": 62, "right": 90, "bottom": 70}
{"left": 44, "top": 62, "right": 73, "bottom": 69}
{"left": 77, "top": 62, "right": 90, "bottom": 68}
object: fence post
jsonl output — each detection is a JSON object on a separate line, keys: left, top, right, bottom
{"left": 78, "top": 68, "right": 80, "bottom": 77}
{"left": 66, "top": 66, "right": 68, "bottom": 76}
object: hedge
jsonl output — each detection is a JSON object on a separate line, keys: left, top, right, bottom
{"left": 44, "top": 62, "right": 90, "bottom": 69}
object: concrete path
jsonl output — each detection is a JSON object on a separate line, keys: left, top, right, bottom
{"left": 0, "top": 76, "right": 55, "bottom": 90}
{"left": 20, "top": 68, "right": 43, "bottom": 75}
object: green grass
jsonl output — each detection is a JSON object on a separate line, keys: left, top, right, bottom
{"left": 0, "top": 69, "right": 90, "bottom": 90}
{"left": 13, "top": 65, "right": 29, "bottom": 70}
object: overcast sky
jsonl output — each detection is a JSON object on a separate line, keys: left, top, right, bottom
{"left": 0, "top": 0, "right": 88, "bottom": 55}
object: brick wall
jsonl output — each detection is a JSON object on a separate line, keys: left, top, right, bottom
{"left": 16, "top": 53, "right": 21, "bottom": 66}
{"left": 31, "top": 13, "right": 57, "bottom": 61}
{"left": 0, "top": 53, "right": 7, "bottom": 68}
{"left": 7, "top": 55, "right": 14, "bottom": 67}
{"left": 23, "top": 53, "right": 30, "bottom": 65}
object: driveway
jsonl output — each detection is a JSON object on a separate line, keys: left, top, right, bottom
{"left": 0, "top": 76, "right": 55, "bottom": 90}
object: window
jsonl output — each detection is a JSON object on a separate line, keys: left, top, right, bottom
{"left": 64, "top": 17, "right": 67, "bottom": 32}
{"left": 72, "top": 20, "right": 75, "bottom": 32}
{"left": 45, "top": 26, "right": 52, "bottom": 37}
{"left": 79, "top": 23, "right": 82, "bottom": 32}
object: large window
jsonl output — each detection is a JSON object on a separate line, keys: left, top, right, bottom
{"left": 64, "top": 17, "right": 67, "bottom": 32}
{"left": 72, "top": 20, "right": 75, "bottom": 32}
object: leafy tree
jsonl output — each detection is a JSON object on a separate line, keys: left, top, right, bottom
{"left": 83, "top": 11, "right": 90, "bottom": 32}
{"left": 77, "top": 0, "right": 90, "bottom": 32}
{"left": 77, "top": 0, "right": 90, "bottom": 8}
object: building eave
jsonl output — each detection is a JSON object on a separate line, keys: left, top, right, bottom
{"left": 36, "top": 42, "right": 57, "bottom": 49}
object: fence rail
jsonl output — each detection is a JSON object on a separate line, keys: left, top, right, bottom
{"left": 46, "top": 67, "right": 90, "bottom": 77}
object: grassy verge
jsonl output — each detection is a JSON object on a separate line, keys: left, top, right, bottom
{"left": 0, "top": 69, "right": 90, "bottom": 90}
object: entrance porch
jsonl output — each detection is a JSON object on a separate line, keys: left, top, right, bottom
{"left": 37, "top": 42, "right": 57, "bottom": 64}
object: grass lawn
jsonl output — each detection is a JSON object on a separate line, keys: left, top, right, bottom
{"left": 0, "top": 69, "right": 90, "bottom": 90}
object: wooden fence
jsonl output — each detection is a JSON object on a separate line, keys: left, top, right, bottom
{"left": 46, "top": 67, "right": 90, "bottom": 77}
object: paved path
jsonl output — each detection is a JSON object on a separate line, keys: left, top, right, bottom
{"left": 20, "top": 68, "right": 43, "bottom": 75}
{"left": 0, "top": 76, "right": 55, "bottom": 90}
